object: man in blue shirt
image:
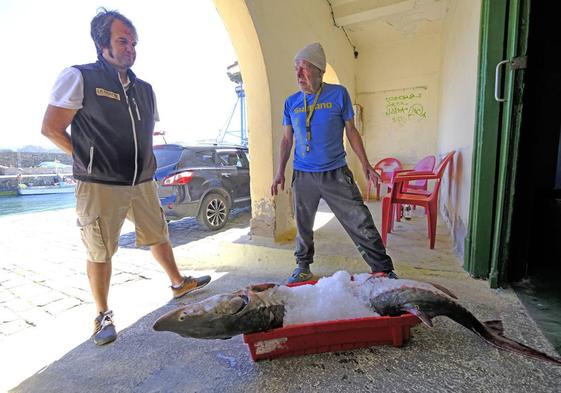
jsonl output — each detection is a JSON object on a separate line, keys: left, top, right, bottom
{"left": 271, "top": 43, "right": 396, "bottom": 283}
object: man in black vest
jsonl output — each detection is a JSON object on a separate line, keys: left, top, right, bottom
{"left": 41, "top": 8, "right": 211, "bottom": 346}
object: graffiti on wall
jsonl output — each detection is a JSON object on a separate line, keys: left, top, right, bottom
{"left": 384, "top": 88, "right": 427, "bottom": 125}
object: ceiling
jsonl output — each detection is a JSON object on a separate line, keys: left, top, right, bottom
{"left": 328, "top": 0, "right": 449, "bottom": 46}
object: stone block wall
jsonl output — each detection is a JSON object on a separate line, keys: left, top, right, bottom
{"left": 0, "top": 152, "right": 72, "bottom": 169}
{"left": 0, "top": 152, "right": 73, "bottom": 193}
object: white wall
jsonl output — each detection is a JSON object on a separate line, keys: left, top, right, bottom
{"left": 355, "top": 21, "right": 442, "bottom": 168}
{"left": 436, "top": 0, "right": 482, "bottom": 256}
{"left": 353, "top": 0, "right": 482, "bottom": 257}
{"left": 216, "top": 0, "right": 482, "bottom": 252}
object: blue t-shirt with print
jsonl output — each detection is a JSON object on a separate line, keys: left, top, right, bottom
{"left": 283, "top": 83, "right": 354, "bottom": 172}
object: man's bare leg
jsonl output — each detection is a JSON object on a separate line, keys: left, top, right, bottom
{"left": 151, "top": 241, "right": 183, "bottom": 286}
{"left": 87, "top": 260, "right": 112, "bottom": 313}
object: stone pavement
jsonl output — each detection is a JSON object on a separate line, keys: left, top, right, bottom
{"left": 0, "top": 206, "right": 251, "bottom": 392}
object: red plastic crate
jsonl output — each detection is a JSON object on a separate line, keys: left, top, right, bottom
{"left": 242, "top": 280, "right": 421, "bottom": 361}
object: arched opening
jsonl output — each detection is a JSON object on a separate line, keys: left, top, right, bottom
{"left": 213, "top": 0, "right": 281, "bottom": 238}
{"left": 323, "top": 63, "right": 340, "bottom": 84}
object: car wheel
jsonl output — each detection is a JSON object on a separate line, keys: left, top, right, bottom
{"left": 198, "top": 193, "right": 229, "bottom": 230}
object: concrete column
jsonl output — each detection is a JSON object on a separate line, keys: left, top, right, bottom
{"left": 214, "top": 0, "right": 295, "bottom": 240}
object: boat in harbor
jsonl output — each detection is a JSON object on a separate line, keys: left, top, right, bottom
{"left": 17, "top": 181, "right": 75, "bottom": 196}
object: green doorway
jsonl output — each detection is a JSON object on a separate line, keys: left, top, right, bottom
{"left": 467, "top": 0, "right": 561, "bottom": 354}
{"left": 464, "top": 0, "right": 530, "bottom": 287}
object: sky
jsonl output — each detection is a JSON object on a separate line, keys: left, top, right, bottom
{"left": 0, "top": 0, "right": 240, "bottom": 150}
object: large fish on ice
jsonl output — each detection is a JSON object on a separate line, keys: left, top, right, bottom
{"left": 153, "top": 273, "right": 561, "bottom": 365}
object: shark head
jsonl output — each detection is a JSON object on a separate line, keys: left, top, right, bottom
{"left": 153, "top": 283, "right": 285, "bottom": 339}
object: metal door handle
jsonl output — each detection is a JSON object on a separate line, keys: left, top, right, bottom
{"left": 495, "top": 59, "right": 510, "bottom": 102}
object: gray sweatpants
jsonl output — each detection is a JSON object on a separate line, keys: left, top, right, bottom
{"left": 292, "top": 166, "right": 394, "bottom": 272}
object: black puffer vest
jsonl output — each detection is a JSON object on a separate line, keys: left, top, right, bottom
{"left": 71, "top": 56, "right": 156, "bottom": 185}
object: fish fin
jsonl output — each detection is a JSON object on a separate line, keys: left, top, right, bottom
{"left": 484, "top": 320, "right": 504, "bottom": 336}
{"left": 428, "top": 282, "right": 458, "bottom": 299}
{"left": 482, "top": 327, "right": 561, "bottom": 365}
{"left": 404, "top": 307, "right": 433, "bottom": 327}
{"left": 248, "top": 283, "right": 277, "bottom": 292}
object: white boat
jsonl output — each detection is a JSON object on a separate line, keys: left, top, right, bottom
{"left": 17, "top": 182, "right": 75, "bottom": 196}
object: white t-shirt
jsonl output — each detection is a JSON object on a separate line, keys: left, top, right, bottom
{"left": 49, "top": 67, "right": 160, "bottom": 121}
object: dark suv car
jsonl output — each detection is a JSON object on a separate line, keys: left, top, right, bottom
{"left": 154, "top": 144, "right": 250, "bottom": 230}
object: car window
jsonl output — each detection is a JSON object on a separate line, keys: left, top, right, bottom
{"left": 195, "top": 150, "right": 215, "bottom": 165}
{"left": 178, "top": 150, "right": 193, "bottom": 167}
{"left": 217, "top": 151, "right": 240, "bottom": 167}
{"left": 179, "top": 149, "right": 215, "bottom": 167}
{"left": 154, "top": 146, "right": 182, "bottom": 167}
{"left": 236, "top": 151, "right": 249, "bottom": 169}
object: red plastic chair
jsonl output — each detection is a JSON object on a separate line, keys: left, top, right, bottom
{"left": 381, "top": 151, "right": 455, "bottom": 249}
{"left": 403, "top": 155, "right": 436, "bottom": 192}
{"left": 393, "top": 155, "right": 436, "bottom": 219}
{"left": 365, "top": 157, "right": 402, "bottom": 200}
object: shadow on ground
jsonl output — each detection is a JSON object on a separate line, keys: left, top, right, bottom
{"left": 119, "top": 207, "right": 251, "bottom": 249}
{"left": 512, "top": 267, "right": 561, "bottom": 355}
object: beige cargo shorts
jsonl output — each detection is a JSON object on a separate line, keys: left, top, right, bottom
{"left": 75, "top": 180, "right": 169, "bottom": 263}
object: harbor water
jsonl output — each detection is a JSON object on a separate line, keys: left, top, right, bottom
{"left": 0, "top": 193, "right": 76, "bottom": 217}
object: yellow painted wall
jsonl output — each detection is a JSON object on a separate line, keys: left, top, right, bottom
{"left": 436, "top": 0, "right": 481, "bottom": 255}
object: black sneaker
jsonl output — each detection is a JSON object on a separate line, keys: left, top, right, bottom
{"left": 287, "top": 267, "right": 314, "bottom": 284}
{"left": 387, "top": 271, "right": 399, "bottom": 279}
{"left": 171, "top": 275, "right": 212, "bottom": 299}
{"left": 93, "top": 310, "right": 117, "bottom": 346}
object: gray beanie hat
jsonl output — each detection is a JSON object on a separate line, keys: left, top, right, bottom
{"left": 294, "top": 42, "right": 326, "bottom": 72}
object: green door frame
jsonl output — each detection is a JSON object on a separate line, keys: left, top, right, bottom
{"left": 465, "top": 0, "right": 530, "bottom": 287}
{"left": 489, "top": 0, "right": 530, "bottom": 287}
{"left": 464, "top": 0, "right": 509, "bottom": 280}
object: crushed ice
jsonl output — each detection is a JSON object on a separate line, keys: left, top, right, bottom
{"left": 276, "top": 271, "right": 380, "bottom": 326}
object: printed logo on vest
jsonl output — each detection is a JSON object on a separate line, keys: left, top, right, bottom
{"left": 95, "top": 88, "right": 120, "bottom": 101}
